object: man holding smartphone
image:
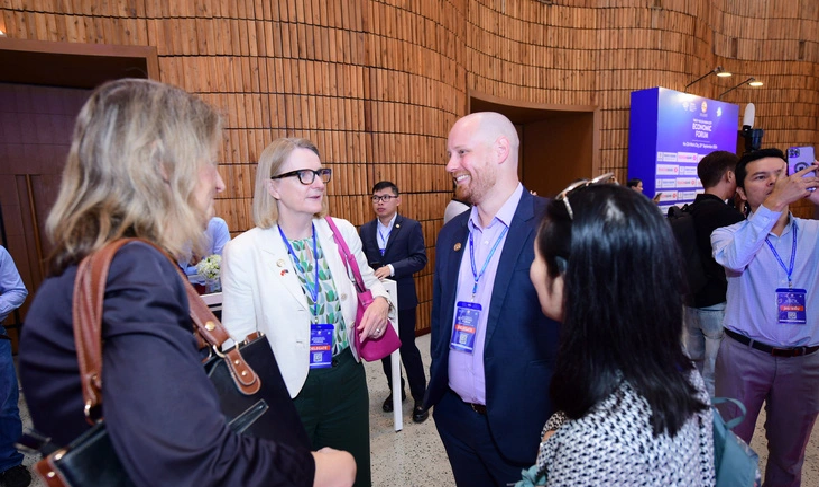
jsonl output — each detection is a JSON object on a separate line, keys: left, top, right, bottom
{"left": 711, "top": 148, "right": 819, "bottom": 487}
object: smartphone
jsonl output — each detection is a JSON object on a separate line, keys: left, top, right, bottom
{"left": 788, "top": 147, "right": 817, "bottom": 192}
{"left": 788, "top": 146, "right": 816, "bottom": 176}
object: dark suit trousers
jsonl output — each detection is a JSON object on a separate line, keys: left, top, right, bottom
{"left": 380, "top": 307, "right": 427, "bottom": 402}
{"left": 433, "top": 389, "right": 528, "bottom": 487}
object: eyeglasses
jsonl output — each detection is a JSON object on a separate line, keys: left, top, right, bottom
{"left": 556, "top": 172, "right": 615, "bottom": 220}
{"left": 271, "top": 168, "right": 332, "bottom": 185}
{"left": 371, "top": 194, "right": 399, "bottom": 203}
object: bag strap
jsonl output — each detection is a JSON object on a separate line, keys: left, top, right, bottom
{"left": 73, "top": 238, "right": 259, "bottom": 425}
{"left": 324, "top": 217, "right": 366, "bottom": 293}
{"left": 72, "top": 239, "right": 133, "bottom": 423}
{"left": 711, "top": 396, "right": 747, "bottom": 430}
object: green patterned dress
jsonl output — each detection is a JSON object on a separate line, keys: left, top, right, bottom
{"left": 288, "top": 237, "right": 349, "bottom": 355}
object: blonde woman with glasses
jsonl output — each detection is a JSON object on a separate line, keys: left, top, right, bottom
{"left": 222, "top": 138, "right": 394, "bottom": 487}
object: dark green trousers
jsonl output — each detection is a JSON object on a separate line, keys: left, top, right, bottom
{"left": 293, "top": 347, "right": 370, "bottom": 487}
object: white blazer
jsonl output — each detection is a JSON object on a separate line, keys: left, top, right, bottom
{"left": 221, "top": 217, "right": 393, "bottom": 397}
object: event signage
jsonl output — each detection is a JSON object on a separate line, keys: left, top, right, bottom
{"left": 628, "top": 87, "right": 739, "bottom": 214}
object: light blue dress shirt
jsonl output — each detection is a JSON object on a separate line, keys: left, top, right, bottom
{"left": 0, "top": 246, "right": 27, "bottom": 324}
{"left": 712, "top": 206, "right": 819, "bottom": 347}
{"left": 183, "top": 217, "right": 231, "bottom": 277}
{"left": 449, "top": 183, "right": 523, "bottom": 405}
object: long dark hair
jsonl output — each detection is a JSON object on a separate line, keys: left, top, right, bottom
{"left": 538, "top": 184, "right": 706, "bottom": 437}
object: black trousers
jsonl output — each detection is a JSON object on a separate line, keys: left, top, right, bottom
{"left": 380, "top": 307, "right": 427, "bottom": 402}
{"left": 433, "top": 390, "right": 528, "bottom": 487}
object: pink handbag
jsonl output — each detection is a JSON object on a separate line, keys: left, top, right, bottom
{"left": 325, "top": 217, "right": 401, "bottom": 361}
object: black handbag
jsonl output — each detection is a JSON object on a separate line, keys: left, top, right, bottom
{"left": 23, "top": 239, "right": 310, "bottom": 487}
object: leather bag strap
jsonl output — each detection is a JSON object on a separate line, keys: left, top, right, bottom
{"left": 73, "top": 239, "right": 260, "bottom": 425}
{"left": 72, "top": 239, "right": 135, "bottom": 424}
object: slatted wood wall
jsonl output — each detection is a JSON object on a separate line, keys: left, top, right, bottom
{"left": 2, "top": 0, "right": 818, "bottom": 330}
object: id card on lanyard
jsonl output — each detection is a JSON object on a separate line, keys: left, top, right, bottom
{"left": 449, "top": 225, "right": 508, "bottom": 354}
{"left": 767, "top": 224, "right": 808, "bottom": 326}
{"left": 279, "top": 223, "right": 336, "bottom": 367}
{"left": 310, "top": 323, "right": 334, "bottom": 368}
{"left": 450, "top": 301, "right": 480, "bottom": 352}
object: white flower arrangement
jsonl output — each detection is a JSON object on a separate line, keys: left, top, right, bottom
{"left": 195, "top": 254, "right": 221, "bottom": 281}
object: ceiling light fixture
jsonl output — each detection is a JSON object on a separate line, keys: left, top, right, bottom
{"left": 718, "top": 77, "right": 763, "bottom": 99}
{"left": 684, "top": 66, "right": 732, "bottom": 93}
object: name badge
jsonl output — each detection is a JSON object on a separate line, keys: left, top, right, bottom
{"left": 776, "top": 288, "right": 807, "bottom": 325}
{"left": 310, "top": 323, "right": 334, "bottom": 368}
{"left": 450, "top": 301, "right": 481, "bottom": 353}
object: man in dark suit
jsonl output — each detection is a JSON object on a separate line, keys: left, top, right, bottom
{"left": 424, "top": 112, "right": 560, "bottom": 486}
{"left": 360, "top": 181, "right": 429, "bottom": 423}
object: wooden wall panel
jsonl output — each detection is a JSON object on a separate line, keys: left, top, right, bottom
{"left": 3, "top": 0, "right": 819, "bottom": 331}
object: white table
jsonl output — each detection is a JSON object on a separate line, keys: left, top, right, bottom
{"left": 200, "top": 291, "right": 222, "bottom": 307}
{"left": 381, "top": 279, "right": 403, "bottom": 432}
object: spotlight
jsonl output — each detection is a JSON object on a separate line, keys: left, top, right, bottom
{"left": 718, "top": 78, "right": 763, "bottom": 99}
{"left": 683, "top": 66, "right": 732, "bottom": 93}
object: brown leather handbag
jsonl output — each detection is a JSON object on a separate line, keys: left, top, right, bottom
{"left": 26, "top": 239, "right": 309, "bottom": 486}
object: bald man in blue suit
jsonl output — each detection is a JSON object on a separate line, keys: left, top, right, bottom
{"left": 424, "top": 113, "right": 560, "bottom": 487}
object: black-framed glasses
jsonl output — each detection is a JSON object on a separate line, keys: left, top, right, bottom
{"left": 556, "top": 172, "right": 615, "bottom": 219}
{"left": 271, "top": 168, "right": 332, "bottom": 185}
{"left": 371, "top": 194, "right": 399, "bottom": 203}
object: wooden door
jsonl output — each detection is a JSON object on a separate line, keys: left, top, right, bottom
{"left": 0, "top": 83, "right": 91, "bottom": 349}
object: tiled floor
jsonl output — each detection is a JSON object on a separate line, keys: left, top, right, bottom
{"left": 20, "top": 334, "right": 819, "bottom": 486}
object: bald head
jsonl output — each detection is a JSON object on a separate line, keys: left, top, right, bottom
{"left": 451, "top": 112, "right": 520, "bottom": 166}
{"left": 446, "top": 112, "right": 521, "bottom": 212}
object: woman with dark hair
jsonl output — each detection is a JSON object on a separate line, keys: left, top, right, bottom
{"left": 526, "top": 183, "right": 715, "bottom": 486}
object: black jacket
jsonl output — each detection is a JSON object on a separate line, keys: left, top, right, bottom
{"left": 359, "top": 215, "right": 427, "bottom": 310}
{"left": 689, "top": 193, "right": 745, "bottom": 308}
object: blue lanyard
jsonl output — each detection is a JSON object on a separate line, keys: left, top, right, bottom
{"left": 468, "top": 224, "right": 509, "bottom": 298}
{"left": 378, "top": 225, "right": 391, "bottom": 256}
{"left": 765, "top": 223, "right": 798, "bottom": 288}
{"left": 278, "top": 223, "right": 320, "bottom": 319}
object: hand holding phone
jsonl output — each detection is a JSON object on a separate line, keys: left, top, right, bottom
{"left": 800, "top": 163, "right": 819, "bottom": 206}
{"left": 788, "top": 147, "right": 817, "bottom": 192}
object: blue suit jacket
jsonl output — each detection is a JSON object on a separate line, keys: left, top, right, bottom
{"left": 424, "top": 189, "right": 560, "bottom": 464}
{"left": 359, "top": 215, "right": 427, "bottom": 310}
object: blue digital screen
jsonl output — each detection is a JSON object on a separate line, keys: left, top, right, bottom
{"left": 628, "top": 87, "right": 739, "bottom": 214}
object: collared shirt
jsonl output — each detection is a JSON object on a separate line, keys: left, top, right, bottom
{"left": 377, "top": 213, "right": 398, "bottom": 276}
{"left": 449, "top": 183, "right": 524, "bottom": 405}
{"left": 712, "top": 206, "right": 819, "bottom": 346}
{"left": 207, "top": 217, "right": 231, "bottom": 256}
{"left": 0, "top": 246, "right": 27, "bottom": 324}
{"left": 182, "top": 217, "right": 232, "bottom": 278}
